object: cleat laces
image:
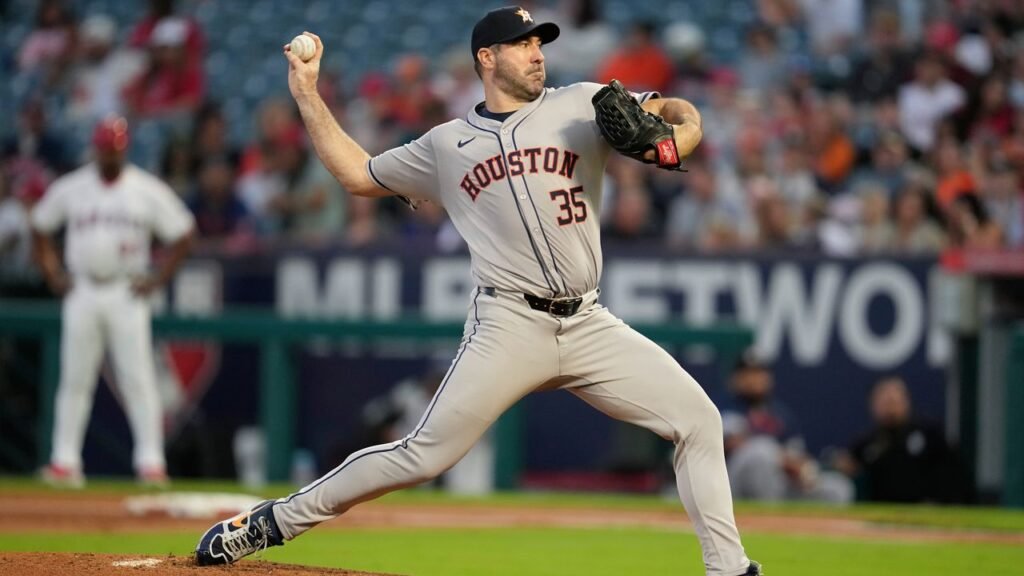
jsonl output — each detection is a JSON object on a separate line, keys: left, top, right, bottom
{"left": 220, "top": 515, "right": 271, "bottom": 560}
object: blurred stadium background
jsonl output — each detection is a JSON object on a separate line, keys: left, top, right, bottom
{"left": 1, "top": 0, "right": 1023, "bottom": 513}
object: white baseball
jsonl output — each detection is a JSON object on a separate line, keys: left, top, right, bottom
{"left": 289, "top": 34, "right": 315, "bottom": 62}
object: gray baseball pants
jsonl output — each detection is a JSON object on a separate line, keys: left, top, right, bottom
{"left": 273, "top": 288, "right": 751, "bottom": 576}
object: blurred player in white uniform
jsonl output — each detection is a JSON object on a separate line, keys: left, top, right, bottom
{"left": 31, "top": 117, "right": 195, "bottom": 488}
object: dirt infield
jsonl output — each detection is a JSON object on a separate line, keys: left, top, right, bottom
{"left": 1, "top": 490, "right": 1022, "bottom": 546}
{"left": 0, "top": 552, "right": 390, "bottom": 576}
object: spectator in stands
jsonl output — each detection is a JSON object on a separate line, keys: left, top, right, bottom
{"left": 187, "top": 158, "right": 250, "bottom": 240}
{"left": 836, "top": 377, "right": 972, "bottom": 503}
{"left": 17, "top": 0, "right": 76, "bottom": 86}
{"left": 189, "top": 102, "right": 240, "bottom": 178}
{"left": 237, "top": 139, "right": 285, "bottom": 236}
{"left": 737, "top": 24, "right": 788, "bottom": 96}
{"left": 856, "top": 180, "right": 894, "bottom": 253}
{"left": 1001, "top": 107, "right": 1024, "bottom": 172}
{"left": 807, "top": 193, "right": 865, "bottom": 255}
{"left": 951, "top": 24, "right": 993, "bottom": 79}
{"left": 341, "top": 74, "right": 404, "bottom": 157}
{"left": 922, "top": 21, "right": 978, "bottom": 91}
{"left": 722, "top": 351, "right": 853, "bottom": 503}
{"left": 389, "top": 54, "right": 438, "bottom": 139}
{"left": 604, "top": 164, "right": 660, "bottom": 241}
{"left": 596, "top": 22, "right": 674, "bottom": 94}
{"left": 662, "top": 21, "right": 710, "bottom": 92}
{"left": 538, "top": 0, "right": 614, "bottom": 85}
{"left": 897, "top": 52, "right": 966, "bottom": 154}
{"left": 871, "top": 96, "right": 905, "bottom": 138}
{"left": 432, "top": 49, "right": 485, "bottom": 120}
{"left": 1009, "top": 54, "right": 1024, "bottom": 109}
{"left": 239, "top": 98, "right": 301, "bottom": 176}
{"left": 934, "top": 138, "right": 976, "bottom": 209}
{"left": 607, "top": 187, "right": 660, "bottom": 241}
{"left": 979, "top": 160, "right": 1024, "bottom": 248}
{"left": 666, "top": 159, "right": 750, "bottom": 250}
{"left": 751, "top": 178, "right": 794, "bottom": 249}
{"left": 846, "top": 9, "right": 911, "bottom": 103}
{"left": 774, "top": 136, "right": 818, "bottom": 222}
{"left": 128, "top": 0, "right": 206, "bottom": 68}
{"left": 854, "top": 130, "right": 915, "bottom": 198}
{"left": 270, "top": 128, "right": 345, "bottom": 243}
{"left": 3, "top": 100, "right": 72, "bottom": 176}
{"left": 123, "top": 17, "right": 205, "bottom": 120}
{"left": 699, "top": 68, "right": 742, "bottom": 165}
{"left": 0, "top": 164, "right": 35, "bottom": 286}
{"left": 68, "top": 15, "right": 145, "bottom": 127}
{"left": 345, "top": 196, "right": 383, "bottom": 247}
{"left": 946, "top": 192, "right": 1004, "bottom": 249}
{"left": 764, "top": 89, "right": 807, "bottom": 143}
{"left": 809, "top": 96, "right": 857, "bottom": 194}
{"left": 798, "top": 0, "right": 863, "bottom": 56}
{"left": 756, "top": 0, "right": 803, "bottom": 28}
{"left": 891, "top": 183, "right": 946, "bottom": 253}
{"left": 969, "top": 75, "right": 1014, "bottom": 141}
{"left": 159, "top": 137, "right": 193, "bottom": 197}
{"left": 734, "top": 126, "right": 771, "bottom": 184}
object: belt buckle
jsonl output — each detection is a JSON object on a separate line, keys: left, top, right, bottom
{"left": 548, "top": 296, "right": 582, "bottom": 317}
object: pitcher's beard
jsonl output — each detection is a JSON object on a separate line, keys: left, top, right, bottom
{"left": 495, "top": 60, "right": 545, "bottom": 103}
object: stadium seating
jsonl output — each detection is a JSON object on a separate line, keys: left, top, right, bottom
{"left": 1, "top": 0, "right": 794, "bottom": 146}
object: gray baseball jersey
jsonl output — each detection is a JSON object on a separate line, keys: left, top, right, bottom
{"left": 271, "top": 83, "right": 751, "bottom": 575}
{"left": 366, "top": 83, "right": 655, "bottom": 297}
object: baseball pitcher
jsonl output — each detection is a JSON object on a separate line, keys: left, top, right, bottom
{"left": 32, "top": 116, "right": 195, "bottom": 488}
{"left": 197, "top": 7, "right": 759, "bottom": 575}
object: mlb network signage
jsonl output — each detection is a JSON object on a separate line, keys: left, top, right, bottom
{"left": 269, "top": 249, "right": 946, "bottom": 371}
{"left": 164, "top": 247, "right": 945, "bottom": 455}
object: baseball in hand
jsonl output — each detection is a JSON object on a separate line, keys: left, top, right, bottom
{"left": 289, "top": 34, "right": 315, "bottom": 62}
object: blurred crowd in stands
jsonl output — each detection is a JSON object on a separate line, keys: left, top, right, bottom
{"left": 2, "top": 0, "right": 1024, "bottom": 282}
{"left": 721, "top": 352, "right": 972, "bottom": 504}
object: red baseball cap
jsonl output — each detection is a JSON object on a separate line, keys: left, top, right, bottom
{"left": 92, "top": 116, "right": 130, "bottom": 152}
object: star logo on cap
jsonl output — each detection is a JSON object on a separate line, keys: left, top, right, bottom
{"left": 515, "top": 8, "right": 533, "bottom": 23}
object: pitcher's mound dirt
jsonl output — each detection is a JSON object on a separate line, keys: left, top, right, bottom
{"left": 0, "top": 552, "right": 395, "bottom": 576}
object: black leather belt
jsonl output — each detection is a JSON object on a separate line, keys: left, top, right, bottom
{"left": 523, "top": 293, "right": 584, "bottom": 317}
{"left": 481, "top": 287, "right": 587, "bottom": 317}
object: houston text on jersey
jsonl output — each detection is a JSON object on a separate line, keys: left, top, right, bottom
{"left": 459, "top": 146, "right": 580, "bottom": 200}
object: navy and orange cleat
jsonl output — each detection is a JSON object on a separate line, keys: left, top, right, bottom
{"left": 194, "top": 500, "right": 284, "bottom": 566}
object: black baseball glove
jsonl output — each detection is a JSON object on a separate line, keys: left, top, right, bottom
{"left": 592, "top": 79, "right": 683, "bottom": 170}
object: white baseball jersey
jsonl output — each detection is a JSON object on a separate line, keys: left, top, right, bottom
{"left": 32, "top": 163, "right": 194, "bottom": 280}
{"left": 367, "top": 82, "right": 657, "bottom": 297}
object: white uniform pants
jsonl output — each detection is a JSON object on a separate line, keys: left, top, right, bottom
{"left": 274, "top": 289, "right": 750, "bottom": 576}
{"left": 50, "top": 278, "right": 165, "bottom": 472}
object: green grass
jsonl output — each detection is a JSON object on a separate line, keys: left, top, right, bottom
{"left": 0, "top": 527, "right": 1019, "bottom": 576}
{"left": 5, "top": 475, "right": 1023, "bottom": 532}
{"left": 2, "top": 476, "right": 1023, "bottom": 575}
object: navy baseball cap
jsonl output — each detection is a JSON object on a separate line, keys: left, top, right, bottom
{"left": 471, "top": 6, "right": 560, "bottom": 60}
